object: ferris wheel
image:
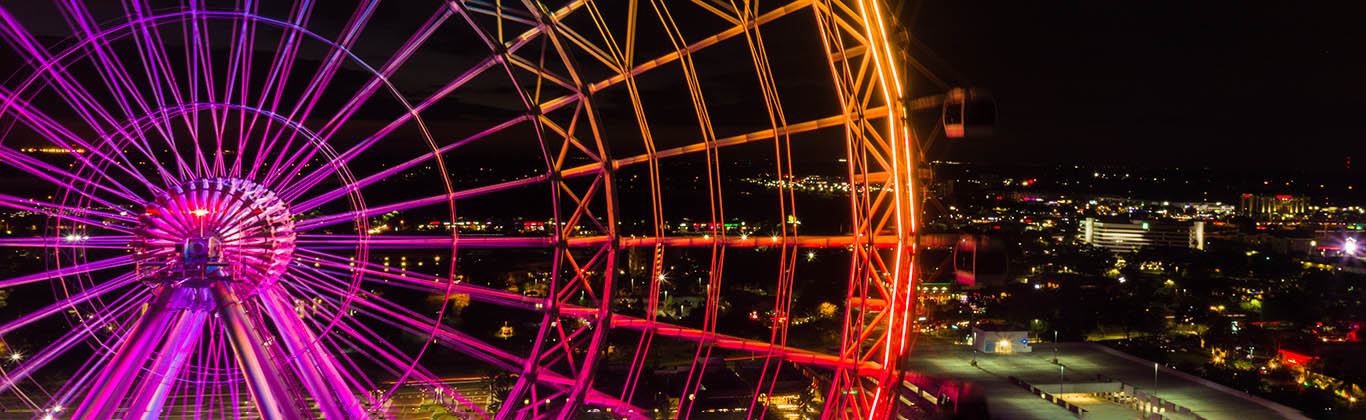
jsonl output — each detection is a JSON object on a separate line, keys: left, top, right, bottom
{"left": 0, "top": 0, "right": 933, "bottom": 419}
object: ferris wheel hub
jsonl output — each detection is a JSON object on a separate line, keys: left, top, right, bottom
{"left": 133, "top": 178, "right": 296, "bottom": 297}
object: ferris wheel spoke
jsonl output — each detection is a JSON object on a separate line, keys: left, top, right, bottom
{"left": 262, "top": 4, "right": 456, "bottom": 191}
{"left": 0, "top": 12, "right": 172, "bottom": 193}
{"left": 292, "top": 267, "right": 644, "bottom": 418}
{"left": 291, "top": 268, "right": 523, "bottom": 369}
{"left": 221, "top": 0, "right": 258, "bottom": 178}
{"left": 240, "top": 0, "right": 377, "bottom": 180}
{"left": 0, "top": 87, "right": 161, "bottom": 197}
{"left": 274, "top": 0, "right": 581, "bottom": 200}
{"left": 282, "top": 276, "right": 495, "bottom": 411}
{"left": 292, "top": 250, "right": 541, "bottom": 309}
{"left": 235, "top": 0, "right": 314, "bottom": 180}
{"left": 0, "top": 270, "right": 142, "bottom": 337}
{"left": 0, "top": 192, "right": 136, "bottom": 226}
{"left": 182, "top": 0, "right": 223, "bottom": 177}
{"left": 277, "top": 280, "right": 492, "bottom": 418}
{"left": 0, "top": 235, "right": 132, "bottom": 249}
{"left": 0, "top": 254, "right": 135, "bottom": 290}
{"left": 122, "top": 2, "right": 200, "bottom": 180}
{"left": 0, "top": 148, "right": 143, "bottom": 213}
{"left": 0, "top": 285, "right": 148, "bottom": 397}
{"left": 288, "top": 114, "right": 531, "bottom": 214}
{"left": 291, "top": 173, "right": 549, "bottom": 231}
{"left": 54, "top": 7, "right": 184, "bottom": 191}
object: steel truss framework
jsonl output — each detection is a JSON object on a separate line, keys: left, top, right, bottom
{"left": 0, "top": 0, "right": 930, "bottom": 419}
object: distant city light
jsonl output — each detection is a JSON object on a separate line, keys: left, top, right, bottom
{"left": 1346, "top": 238, "right": 1358, "bottom": 255}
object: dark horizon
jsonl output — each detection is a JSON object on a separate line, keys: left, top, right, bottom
{"left": 907, "top": 2, "right": 1366, "bottom": 170}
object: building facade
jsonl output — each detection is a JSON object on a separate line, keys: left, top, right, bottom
{"left": 1239, "top": 194, "right": 1308, "bottom": 220}
{"left": 1081, "top": 218, "right": 1205, "bottom": 254}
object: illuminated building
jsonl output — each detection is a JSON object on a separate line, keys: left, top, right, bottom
{"left": 1080, "top": 217, "right": 1205, "bottom": 254}
{"left": 971, "top": 326, "right": 1031, "bottom": 354}
{"left": 1239, "top": 194, "right": 1308, "bottom": 220}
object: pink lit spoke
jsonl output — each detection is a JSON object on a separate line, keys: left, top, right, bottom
{"left": 273, "top": 1, "right": 575, "bottom": 201}
{"left": 0, "top": 9, "right": 169, "bottom": 192}
{"left": 288, "top": 114, "right": 531, "bottom": 214}
{"left": 54, "top": 0, "right": 183, "bottom": 189}
{"left": 0, "top": 286, "right": 149, "bottom": 396}
{"left": 242, "top": 0, "right": 378, "bottom": 180}
{"left": 0, "top": 147, "right": 141, "bottom": 213}
{"left": 222, "top": 1, "right": 256, "bottom": 178}
{"left": 291, "top": 267, "right": 523, "bottom": 368}
{"left": 263, "top": 5, "right": 454, "bottom": 191}
{"left": 0, "top": 254, "right": 134, "bottom": 290}
{"left": 292, "top": 249, "right": 539, "bottom": 310}
{"left": 0, "top": 192, "right": 135, "bottom": 224}
{"left": 0, "top": 236, "right": 132, "bottom": 249}
{"left": 238, "top": 0, "right": 314, "bottom": 181}
{"left": 0, "top": 271, "right": 142, "bottom": 336}
{"left": 125, "top": 0, "right": 202, "bottom": 179}
{"left": 291, "top": 263, "right": 646, "bottom": 417}
{"left": 0, "top": 196, "right": 136, "bottom": 234}
{"left": 291, "top": 173, "right": 548, "bottom": 231}
{"left": 0, "top": 87, "right": 158, "bottom": 198}
{"left": 277, "top": 279, "right": 489, "bottom": 417}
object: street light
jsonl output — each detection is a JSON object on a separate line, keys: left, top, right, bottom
{"left": 1154, "top": 362, "right": 1159, "bottom": 398}
{"left": 1059, "top": 364, "right": 1065, "bottom": 395}
{"left": 1053, "top": 330, "right": 1059, "bottom": 363}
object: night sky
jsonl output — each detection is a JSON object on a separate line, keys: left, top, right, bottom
{"left": 908, "top": 2, "right": 1366, "bottom": 170}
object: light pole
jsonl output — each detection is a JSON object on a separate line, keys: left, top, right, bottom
{"left": 1053, "top": 330, "right": 1059, "bottom": 363}
{"left": 1154, "top": 362, "right": 1159, "bottom": 398}
{"left": 1059, "top": 364, "right": 1065, "bottom": 395}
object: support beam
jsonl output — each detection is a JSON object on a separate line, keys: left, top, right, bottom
{"left": 71, "top": 287, "right": 178, "bottom": 420}
{"left": 258, "top": 288, "right": 365, "bottom": 419}
{"left": 128, "top": 311, "right": 207, "bottom": 420}
{"left": 212, "top": 283, "right": 306, "bottom": 420}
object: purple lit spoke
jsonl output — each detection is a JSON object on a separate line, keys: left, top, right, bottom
{"left": 56, "top": 0, "right": 182, "bottom": 189}
{"left": 0, "top": 194, "right": 137, "bottom": 234}
{"left": 223, "top": 0, "right": 257, "bottom": 178}
{"left": 282, "top": 274, "right": 482, "bottom": 391}
{"left": 0, "top": 234, "right": 132, "bottom": 249}
{"left": 0, "top": 8, "right": 171, "bottom": 193}
{"left": 0, "top": 147, "right": 143, "bottom": 212}
{"left": 125, "top": 0, "right": 199, "bottom": 180}
{"left": 245, "top": 0, "right": 378, "bottom": 182}
{"left": 238, "top": 0, "right": 313, "bottom": 183}
{"left": 271, "top": 1, "right": 575, "bottom": 202}
{"left": 0, "top": 271, "right": 142, "bottom": 336}
{"left": 292, "top": 173, "right": 549, "bottom": 232}
{"left": 288, "top": 114, "right": 531, "bottom": 213}
{"left": 0, "top": 286, "right": 150, "bottom": 396}
{"left": 291, "top": 267, "right": 523, "bottom": 370}
{"left": 0, "top": 254, "right": 134, "bottom": 290}
{"left": 284, "top": 272, "right": 509, "bottom": 416}
{"left": 262, "top": 5, "right": 454, "bottom": 192}
{"left": 292, "top": 249, "right": 540, "bottom": 310}
{"left": 0, "top": 87, "right": 159, "bottom": 198}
